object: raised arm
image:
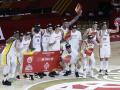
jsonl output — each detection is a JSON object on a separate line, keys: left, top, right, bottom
{"left": 109, "top": 22, "right": 119, "bottom": 33}
{"left": 68, "top": 3, "right": 82, "bottom": 26}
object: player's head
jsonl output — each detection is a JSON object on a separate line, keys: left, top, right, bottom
{"left": 34, "top": 24, "right": 41, "bottom": 29}
{"left": 48, "top": 26, "right": 53, "bottom": 32}
{"left": 19, "top": 33, "right": 23, "bottom": 41}
{"left": 47, "top": 23, "right": 54, "bottom": 32}
{"left": 102, "top": 22, "right": 108, "bottom": 30}
{"left": 88, "top": 35, "right": 94, "bottom": 40}
{"left": 55, "top": 24, "right": 61, "bottom": 29}
{"left": 34, "top": 28, "right": 40, "bottom": 34}
{"left": 55, "top": 24, "right": 61, "bottom": 32}
{"left": 13, "top": 30, "right": 20, "bottom": 39}
{"left": 24, "top": 32, "right": 31, "bottom": 40}
{"left": 63, "top": 22, "right": 69, "bottom": 29}
{"left": 33, "top": 24, "right": 41, "bottom": 33}
{"left": 65, "top": 43, "right": 71, "bottom": 53}
{"left": 92, "top": 21, "right": 98, "bottom": 30}
{"left": 71, "top": 25, "right": 77, "bottom": 31}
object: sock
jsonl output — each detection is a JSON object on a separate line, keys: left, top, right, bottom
{"left": 104, "top": 61, "right": 108, "bottom": 70}
{"left": 75, "top": 67, "right": 79, "bottom": 72}
{"left": 90, "top": 69, "right": 94, "bottom": 77}
{"left": 83, "top": 69, "right": 87, "bottom": 77}
{"left": 100, "top": 60, "right": 104, "bottom": 70}
{"left": 65, "top": 64, "right": 70, "bottom": 71}
{"left": 3, "top": 75, "right": 8, "bottom": 81}
{"left": 71, "top": 64, "right": 75, "bottom": 73}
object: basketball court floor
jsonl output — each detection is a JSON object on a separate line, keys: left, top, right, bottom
{"left": 0, "top": 41, "right": 120, "bottom": 90}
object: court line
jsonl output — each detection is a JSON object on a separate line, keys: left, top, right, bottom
{"left": 25, "top": 68, "right": 120, "bottom": 90}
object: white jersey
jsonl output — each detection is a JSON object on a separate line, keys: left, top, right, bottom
{"left": 42, "top": 30, "right": 50, "bottom": 43}
{"left": 69, "top": 30, "right": 82, "bottom": 51}
{"left": 99, "top": 29, "right": 111, "bottom": 58}
{"left": 100, "top": 29, "right": 110, "bottom": 45}
{"left": 49, "top": 31, "right": 62, "bottom": 51}
{"left": 84, "top": 39, "right": 95, "bottom": 49}
{"left": 21, "top": 37, "right": 31, "bottom": 53}
{"left": 87, "top": 28, "right": 97, "bottom": 40}
{"left": 32, "top": 32, "right": 41, "bottom": 51}
{"left": 8, "top": 40, "right": 17, "bottom": 55}
{"left": 60, "top": 26, "right": 69, "bottom": 37}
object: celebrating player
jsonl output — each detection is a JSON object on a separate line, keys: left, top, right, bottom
{"left": 99, "top": 22, "right": 119, "bottom": 75}
{"left": 81, "top": 35, "right": 99, "bottom": 78}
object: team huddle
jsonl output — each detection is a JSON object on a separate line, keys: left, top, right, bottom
{"left": 1, "top": 3, "right": 119, "bottom": 86}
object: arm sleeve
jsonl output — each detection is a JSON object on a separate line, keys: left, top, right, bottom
{"left": 68, "top": 12, "right": 82, "bottom": 27}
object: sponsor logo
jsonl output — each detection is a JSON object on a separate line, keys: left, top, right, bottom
{"left": 45, "top": 81, "right": 120, "bottom": 90}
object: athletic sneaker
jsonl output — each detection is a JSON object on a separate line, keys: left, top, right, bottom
{"left": 29, "top": 75, "right": 34, "bottom": 80}
{"left": 23, "top": 74, "right": 28, "bottom": 78}
{"left": 63, "top": 71, "right": 71, "bottom": 76}
{"left": 42, "top": 72, "right": 47, "bottom": 76}
{"left": 37, "top": 73, "right": 44, "bottom": 79}
{"left": 99, "top": 69, "right": 103, "bottom": 75}
{"left": 16, "top": 75, "right": 20, "bottom": 79}
{"left": 2, "top": 80, "right": 11, "bottom": 86}
{"left": 52, "top": 71, "right": 59, "bottom": 76}
{"left": 49, "top": 72, "right": 55, "bottom": 77}
{"left": 75, "top": 72, "right": 79, "bottom": 77}
{"left": 105, "top": 70, "right": 108, "bottom": 75}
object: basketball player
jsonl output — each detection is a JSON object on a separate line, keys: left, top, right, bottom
{"left": 81, "top": 35, "right": 99, "bottom": 78}
{"left": 61, "top": 43, "right": 79, "bottom": 77}
{"left": 60, "top": 3, "right": 82, "bottom": 40}
{"left": 42, "top": 26, "right": 51, "bottom": 51}
{"left": 2, "top": 31, "right": 20, "bottom": 86}
{"left": 32, "top": 27, "right": 47, "bottom": 79}
{"left": 19, "top": 32, "right": 33, "bottom": 79}
{"left": 66, "top": 25, "right": 82, "bottom": 76}
{"left": 32, "top": 29, "right": 41, "bottom": 51}
{"left": 68, "top": 25, "right": 82, "bottom": 52}
{"left": 48, "top": 24, "right": 63, "bottom": 77}
{"left": 48, "top": 25, "right": 62, "bottom": 51}
{"left": 99, "top": 22, "right": 119, "bottom": 75}
{"left": 16, "top": 33, "right": 24, "bottom": 79}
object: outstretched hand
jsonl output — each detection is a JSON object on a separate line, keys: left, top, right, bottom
{"left": 75, "top": 3, "right": 82, "bottom": 14}
{"left": 115, "top": 22, "right": 119, "bottom": 27}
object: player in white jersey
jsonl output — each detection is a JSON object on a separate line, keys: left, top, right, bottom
{"left": 49, "top": 25, "right": 62, "bottom": 51}
{"left": 2, "top": 31, "right": 20, "bottom": 86}
{"left": 61, "top": 43, "right": 80, "bottom": 77}
{"left": 21, "top": 32, "right": 31, "bottom": 53}
{"left": 42, "top": 28, "right": 50, "bottom": 51}
{"left": 16, "top": 32, "right": 31, "bottom": 79}
{"left": 32, "top": 27, "right": 42, "bottom": 52}
{"left": 69, "top": 25, "right": 82, "bottom": 52}
{"left": 60, "top": 3, "right": 82, "bottom": 40}
{"left": 15, "top": 33, "right": 24, "bottom": 80}
{"left": 47, "top": 24, "right": 63, "bottom": 77}
{"left": 99, "top": 22, "right": 119, "bottom": 75}
{"left": 32, "top": 24, "right": 48, "bottom": 79}
{"left": 81, "top": 35, "right": 99, "bottom": 78}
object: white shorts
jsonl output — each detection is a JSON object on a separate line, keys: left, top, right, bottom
{"left": 82, "top": 53, "right": 95, "bottom": 69}
{"left": 100, "top": 44, "right": 111, "bottom": 58}
{"left": 71, "top": 44, "right": 79, "bottom": 52}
